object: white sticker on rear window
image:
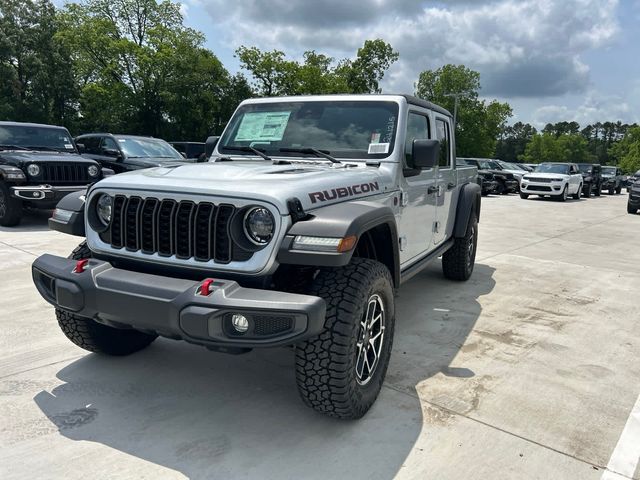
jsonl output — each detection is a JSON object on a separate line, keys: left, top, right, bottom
{"left": 368, "top": 143, "right": 390, "bottom": 154}
{"left": 235, "top": 112, "right": 291, "bottom": 142}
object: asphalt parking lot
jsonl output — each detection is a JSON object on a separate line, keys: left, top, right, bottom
{"left": 1, "top": 193, "right": 639, "bottom": 480}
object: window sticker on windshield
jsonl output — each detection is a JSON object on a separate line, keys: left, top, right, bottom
{"left": 368, "top": 143, "right": 390, "bottom": 154}
{"left": 235, "top": 112, "right": 291, "bottom": 142}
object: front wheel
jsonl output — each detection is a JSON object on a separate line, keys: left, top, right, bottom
{"left": 55, "top": 242, "right": 158, "bottom": 356}
{"left": 0, "top": 182, "right": 23, "bottom": 227}
{"left": 442, "top": 213, "right": 478, "bottom": 281}
{"left": 295, "top": 258, "right": 395, "bottom": 419}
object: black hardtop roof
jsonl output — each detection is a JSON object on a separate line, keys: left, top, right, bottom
{"left": 0, "top": 121, "right": 69, "bottom": 130}
{"left": 400, "top": 95, "right": 452, "bottom": 118}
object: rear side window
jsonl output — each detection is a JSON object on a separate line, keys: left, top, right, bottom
{"left": 404, "top": 112, "right": 430, "bottom": 170}
{"left": 436, "top": 119, "right": 451, "bottom": 168}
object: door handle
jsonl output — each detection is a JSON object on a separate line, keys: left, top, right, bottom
{"left": 447, "top": 182, "right": 455, "bottom": 190}
{"left": 427, "top": 186, "right": 438, "bottom": 195}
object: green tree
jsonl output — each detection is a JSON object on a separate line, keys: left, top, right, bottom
{"left": 236, "top": 39, "right": 398, "bottom": 96}
{"left": 58, "top": 0, "right": 238, "bottom": 138}
{"left": 609, "top": 126, "right": 640, "bottom": 173}
{"left": 0, "top": 0, "right": 77, "bottom": 124}
{"left": 415, "top": 64, "right": 512, "bottom": 158}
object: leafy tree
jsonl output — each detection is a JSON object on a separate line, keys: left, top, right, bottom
{"left": 414, "top": 64, "right": 512, "bottom": 158}
{"left": 609, "top": 126, "right": 640, "bottom": 173}
{"left": 58, "top": 0, "right": 240, "bottom": 139}
{"left": 236, "top": 39, "right": 398, "bottom": 96}
{"left": 0, "top": 0, "right": 77, "bottom": 125}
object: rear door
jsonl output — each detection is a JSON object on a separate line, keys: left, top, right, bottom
{"left": 433, "top": 117, "right": 455, "bottom": 245}
{"left": 398, "top": 110, "right": 438, "bottom": 267}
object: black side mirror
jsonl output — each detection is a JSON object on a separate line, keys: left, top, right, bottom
{"left": 76, "top": 143, "right": 86, "bottom": 153}
{"left": 412, "top": 139, "right": 440, "bottom": 169}
{"left": 205, "top": 136, "right": 220, "bottom": 156}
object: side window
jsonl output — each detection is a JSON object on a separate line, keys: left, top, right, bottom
{"left": 436, "top": 119, "right": 451, "bottom": 168}
{"left": 100, "top": 137, "right": 119, "bottom": 154}
{"left": 82, "top": 137, "right": 101, "bottom": 154}
{"left": 404, "top": 112, "right": 430, "bottom": 170}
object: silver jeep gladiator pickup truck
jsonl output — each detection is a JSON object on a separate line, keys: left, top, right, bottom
{"left": 32, "top": 94, "right": 480, "bottom": 419}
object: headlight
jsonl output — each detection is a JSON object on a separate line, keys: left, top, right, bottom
{"left": 96, "top": 194, "right": 112, "bottom": 226}
{"left": 88, "top": 165, "right": 99, "bottom": 177}
{"left": 244, "top": 207, "right": 274, "bottom": 245}
{"left": 27, "top": 164, "right": 40, "bottom": 177}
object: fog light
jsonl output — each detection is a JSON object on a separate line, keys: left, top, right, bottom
{"left": 231, "top": 314, "right": 249, "bottom": 333}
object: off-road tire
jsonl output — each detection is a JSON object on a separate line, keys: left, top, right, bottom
{"left": 295, "top": 258, "right": 395, "bottom": 419}
{"left": 628, "top": 203, "right": 638, "bottom": 214}
{"left": 0, "top": 182, "right": 22, "bottom": 227}
{"left": 572, "top": 184, "right": 582, "bottom": 200}
{"left": 55, "top": 242, "right": 158, "bottom": 356}
{"left": 520, "top": 193, "right": 529, "bottom": 199}
{"left": 442, "top": 213, "right": 478, "bottom": 281}
{"left": 583, "top": 184, "right": 592, "bottom": 197}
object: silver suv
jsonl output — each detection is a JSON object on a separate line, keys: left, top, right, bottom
{"left": 32, "top": 94, "right": 481, "bottom": 419}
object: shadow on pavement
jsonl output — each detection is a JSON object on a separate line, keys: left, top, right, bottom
{"left": 33, "top": 261, "right": 495, "bottom": 479}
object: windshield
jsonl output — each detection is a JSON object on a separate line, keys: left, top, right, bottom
{"left": 535, "top": 164, "right": 570, "bottom": 174}
{"left": 116, "top": 137, "right": 182, "bottom": 160}
{"left": 219, "top": 101, "right": 399, "bottom": 160}
{"left": 478, "top": 160, "right": 500, "bottom": 170}
{"left": 578, "top": 164, "right": 593, "bottom": 173}
{"left": 602, "top": 166, "right": 616, "bottom": 175}
{"left": 0, "top": 124, "right": 76, "bottom": 152}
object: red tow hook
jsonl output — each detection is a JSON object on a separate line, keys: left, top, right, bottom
{"left": 73, "top": 259, "right": 89, "bottom": 274}
{"left": 199, "top": 278, "right": 215, "bottom": 296}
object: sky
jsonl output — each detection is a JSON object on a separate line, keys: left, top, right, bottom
{"left": 54, "top": 0, "right": 640, "bottom": 129}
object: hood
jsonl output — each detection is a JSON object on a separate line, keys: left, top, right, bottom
{"left": 523, "top": 172, "right": 568, "bottom": 180}
{"left": 126, "top": 157, "right": 195, "bottom": 169}
{"left": 91, "top": 160, "right": 392, "bottom": 213}
{"left": 0, "top": 150, "right": 97, "bottom": 165}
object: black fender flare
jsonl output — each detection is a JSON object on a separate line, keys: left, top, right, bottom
{"left": 453, "top": 182, "right": 481, "bottom": 238}
{"left": 277, "top": 201, "right": 400, "bottom": 285}
{"left": 48, "top": 189, "right": 86, "bottom": 237}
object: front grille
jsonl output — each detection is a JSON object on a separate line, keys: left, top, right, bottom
{"left": 525, "top": 177, "right": 553, "bottom": 183}
{"left": 41, "top": 163, "right": 90, "bottom": 184}
{"left": 108, "top": 195, "right": 251, "bottom": 264}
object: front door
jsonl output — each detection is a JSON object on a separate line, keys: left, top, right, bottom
{"left": 398, "top": 111, "right": 438, "bottom": 268}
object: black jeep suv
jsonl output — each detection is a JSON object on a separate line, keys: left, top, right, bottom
{"left": 75, "top": 133, "right": 191, "bottom": 173}
{"left": 577, "top": 163, "right": 602, "bottom": 197}
{"left": 0, "top": 122, "right": 102, "bottom": 226}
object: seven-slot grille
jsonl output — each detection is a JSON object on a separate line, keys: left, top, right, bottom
{"left": 41, "top": 163, "right": 90, "bottom": 183}
{"left": 108, "top": 195, "right": 247, "bottom": 264}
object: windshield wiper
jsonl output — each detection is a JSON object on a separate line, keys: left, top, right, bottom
{"left": 0, "top": 144, "right": 31, "bottom": 151}
{"left": 279, "top": 147, "right": 340, "bottom": 164}
{"left": 223, "top": 145, "right": 272, "bottom": 161}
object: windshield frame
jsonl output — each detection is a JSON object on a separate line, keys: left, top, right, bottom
{"left": 0, "top": 124, "right": 77, "bottom": 153}
{"left": 115, "top": 136, "right": 183, "bottom": 160}
{"left": 218, "top": 100, "right": 401, "bottom": 161}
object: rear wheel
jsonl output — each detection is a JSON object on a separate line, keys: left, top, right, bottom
{"left": 442, "top": 213, "right": 478, "bottom": 281}
{"left": 295, "top": 258, "right": 395, "bottom": 419}
{"left": 0, "top": 182, "right": 22, "bottom": 227}
{"left": 55, "top": 242, "right": 158, "bottom": 356}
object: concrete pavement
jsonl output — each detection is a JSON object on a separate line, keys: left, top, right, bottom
{"left": 1, "top": 193, "right": 639, "bottom": 479}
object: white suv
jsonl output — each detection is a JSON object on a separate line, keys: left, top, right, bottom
{"left": 520, "top": 163, "right": 583, "bottom": 201}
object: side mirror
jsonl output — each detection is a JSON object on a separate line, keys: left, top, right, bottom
{"left": 76, "top": 143, "right": 86, "bottom": 153}
{"left": 412, "top": 139, "right": 440, "bottom": 169}
{"left": 205, "top": 136, "right": 220, "bottom": 156}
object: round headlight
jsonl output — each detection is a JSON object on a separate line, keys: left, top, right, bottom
{"left": 96, "top": 194, "right": 112, "bottom": 226}
{"left": 27, "top": 164, "right": 40, "bottom": 177}
{"left": 244, "top": 207, "right": 275, "bottom": 245}
{"left": 88, "top": 165, "right": 99, "bottom": 177}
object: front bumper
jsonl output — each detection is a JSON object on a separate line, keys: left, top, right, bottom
{"left": 32, "top": 254, "right": 326, "bottom": 348}
{"left": 520, "top": 182, "right": 564, "bottom": 195}
{"left": 11, "top": 185, "right": 86, "bottom": 203}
